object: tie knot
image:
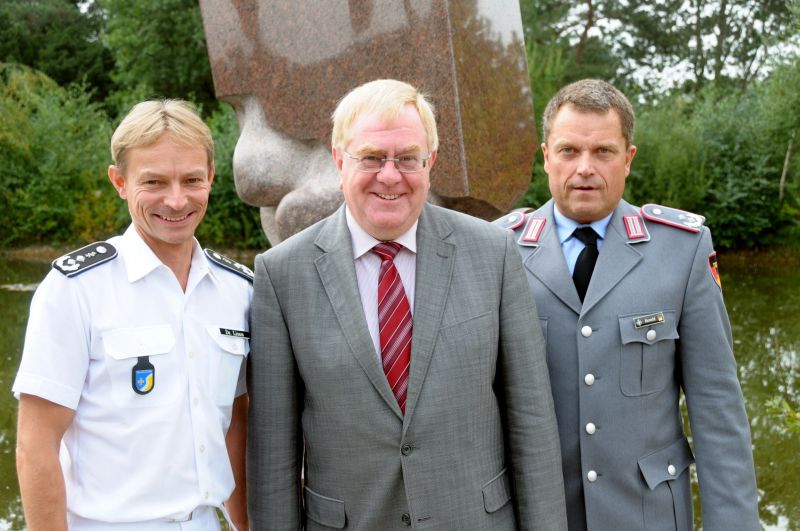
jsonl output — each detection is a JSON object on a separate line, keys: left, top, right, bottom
{"left": 573, "top": 226, "right": 599, "bottom": 247}
{"left": 372, "top": 241, "right": 403, "bottom": 261}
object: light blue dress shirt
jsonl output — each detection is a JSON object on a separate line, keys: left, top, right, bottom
{"left": 553, "top": 206, "right": 613, "bottom": 275}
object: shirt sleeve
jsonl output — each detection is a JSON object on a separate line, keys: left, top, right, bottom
{"left": 12, "top": 270, "right": 91, "bottom": 409}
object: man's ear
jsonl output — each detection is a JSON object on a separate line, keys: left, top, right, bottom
{"left": 426, "top": 150, "right": 437, "bottom": 170}
{"left": 108, "top": 165, "right": 127, "bottom": 199}
{"left": 207, "top": 163, "right": 215, "bottom": 187}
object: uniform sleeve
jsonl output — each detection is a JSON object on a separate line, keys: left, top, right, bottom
{"left": 679, "top": 228, "right": 760, "bottom": 528}
{"left": 12, "top": 271, "right": 91, "bottom": 410}
{"left": 498, "top": 230, "right": 568, "bottom": 529}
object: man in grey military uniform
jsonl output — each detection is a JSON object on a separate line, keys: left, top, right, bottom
{"left": 496, "top": 79, "right": 760, "bottom": 530}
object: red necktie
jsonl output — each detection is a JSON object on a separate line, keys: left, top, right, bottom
{"left": 372, "top": 242, "right": 412, "bottom": 414}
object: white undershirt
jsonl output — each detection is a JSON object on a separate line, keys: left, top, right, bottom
{"left": 346, "top": 207, "right": 417, "bottom": 361}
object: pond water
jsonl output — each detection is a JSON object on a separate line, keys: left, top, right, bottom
{"left": 0, "top": 250, "right": 798, "bottom": 530}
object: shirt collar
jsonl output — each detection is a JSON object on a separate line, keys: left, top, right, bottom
{"left": 553, "top": 204, "right": 613, "bottom": 244}
{"left": 345, "top": 206, "right": 418, "bottom": 259}
{"left": 118, "top": 225, "right": 207, "bottom": 283}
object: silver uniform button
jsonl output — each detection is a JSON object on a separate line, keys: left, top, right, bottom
{"left": 584, "top": 373, "right": 595, "bottom": 386}
{"left": 653, "top": 208, "right": 663, "bottom": 215}
{"left": 587, "top": 470, "right": 598, "bottom": 482}
{"left": 581, "top": 325, "right": 593, "bottom": 337}
{"left": 646, "top": 329, "right": 657, "bottom": 341}
{"left": 668, "top": 464, "right": 677, "bottom": 476}
{"left": 585, "top": 422, "right": 596, "bottom": 435}
{"left": 96, "top": 246, "right": 107, "bottom": 254}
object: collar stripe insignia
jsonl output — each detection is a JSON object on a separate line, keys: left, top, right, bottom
{"left": 623, "top": 215, "right": 647, "bottom": 240}
{"left": 519, "top": 217, "right": 546, "bottom": 245}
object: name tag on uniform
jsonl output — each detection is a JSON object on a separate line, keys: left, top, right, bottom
{"left": 633, "top": 312, "right": 665, "bottom": 328}
{"left": 219, "top": 328, "right": 250, "bottom": 338}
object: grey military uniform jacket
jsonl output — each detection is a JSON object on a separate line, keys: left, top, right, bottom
{"left": 501, "top": 199, "right": 759, "bottom": 530}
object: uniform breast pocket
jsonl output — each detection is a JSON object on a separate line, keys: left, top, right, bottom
{"left": 207, "top": 325, "right": 249, "bottom": 406}
{"left": 102, "top": 325, "right": 179, "bottom": 408}
{"left": 619, "top": 311, "right": 679, "bottom": 396}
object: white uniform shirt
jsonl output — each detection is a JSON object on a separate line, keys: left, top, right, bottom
{"left": 13, "top": 225, "right": 252, "bottom": 523}
{"left": 346, "top": 207, "right": 417, "bottom": 361}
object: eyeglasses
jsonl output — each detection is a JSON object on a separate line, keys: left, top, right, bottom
{"left": 343, "top": 151, "right": 429, "bottom": 173}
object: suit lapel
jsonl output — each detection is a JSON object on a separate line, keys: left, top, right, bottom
{"left": 314, "top": 207, "right": 403, "bottom": 418}
{"left": 523, "top": 201, "right": 582, "bottom": 315}
{"left": 403, "top": 205, "right": 455, "bottom": 429}
{"left": 580, "top": 201, "right": 643, "bottom": 314}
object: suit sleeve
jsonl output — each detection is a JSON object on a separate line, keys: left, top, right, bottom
{"left": 679, "top": 228, "right": 760, "bottom": 528}
{"left": 247, "top": 253, "right": 303, "bottom": 530}
{"left": 498, "top": 231, "right": 568, "bottom": 530}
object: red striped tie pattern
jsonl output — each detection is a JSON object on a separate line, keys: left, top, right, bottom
{"left": 372, "top": 242, "right": 412, "bottom": 414}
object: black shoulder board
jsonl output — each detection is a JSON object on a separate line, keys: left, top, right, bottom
{"left": 492, "top": 208, "right": 532, "bottom": 231}
{"left": 204, "top": 248, "right": 254, "bottom": 283}
{"left": 641, "top": 204, "right": 705, "bottom": 233}
{"left": 52, "top": 242, "right": 117, "bottom": 277}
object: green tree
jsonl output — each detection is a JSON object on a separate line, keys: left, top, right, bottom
{"left": 101, "top": 0, "right": 217, "bottom": 113}
{"left": 0, "top": 0, "right": 114, "bottom": 100}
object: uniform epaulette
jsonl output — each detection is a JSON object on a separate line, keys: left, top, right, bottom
{"left": 492, "top": 208, "right": 532, "bottom": 231}
{"left": 641, "top": 204, "right": 705, "bottom": 233}
{"left": 52, "top": 242, "right": 117, "bottom": 277}
{"left": 204, "top": 248, "right": 254, "bottom": 283}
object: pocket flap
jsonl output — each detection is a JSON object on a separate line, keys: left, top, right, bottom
{"left": 102, "top": 326, "right": 175, "bottom": 360}
{"left": 482, "top": 467, "right": 512, "bottom": 513}
{"left": 619, "top": 310, "right": 679, "bottom": 345}
{"left": 638, "top": 437, "right": 694, "bottom": 490}
{"left": 207, "top": 326, "right": 249, "bottom": 355}
{"left": 304, "top": 486, "right": 346, "bottom": 528}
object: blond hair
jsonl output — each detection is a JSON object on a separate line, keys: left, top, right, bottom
{"left": 110, "top": 99, "right": 214, "bottom": 171}
{"left": 331, "top": 79, "right": 438, "bottom": 153}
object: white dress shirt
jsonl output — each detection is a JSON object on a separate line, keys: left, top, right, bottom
{"left": 13, "top": 225, "right": 252, "bottom": 524}
{"left": 345, "top": 207, "right": 416, "bottom": 361}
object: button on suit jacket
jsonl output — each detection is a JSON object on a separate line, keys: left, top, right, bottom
{"left": 247, "top": 203, "right": 567, "bottom": 530}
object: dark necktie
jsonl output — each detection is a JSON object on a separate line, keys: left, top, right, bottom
{"left": 572, "top": 227, "right": 599, "bottom": 303}
{"left": 372, "top": 242, "right": 412, "bottom": 414}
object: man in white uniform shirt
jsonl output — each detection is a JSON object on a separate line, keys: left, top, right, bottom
{"left": 13, "top": 100, "right": 252, "bottom": 531}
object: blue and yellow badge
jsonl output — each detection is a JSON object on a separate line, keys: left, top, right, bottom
{"left": 132, "top": 356, "right": 155, "bottom": 395}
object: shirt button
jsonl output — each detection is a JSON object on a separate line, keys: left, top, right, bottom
{"left": 581, "top": 325, "right": 592, "bottom": 337}
{"left": 188, "top": 351, "right": 194, "bottom": 359}
{"left": 646, "top": 329, "right": 657, "bottom": 341}
{"left": 203, "top": 491, "right": 209, "bottom": 500}
{"left": 585, "top": 422, "right": 596, "bottom": 435}
{"left": 199, "top": 444, "right": 206, "bottom": 453}
{"left": 401, "top": 513, "right": 411, "bottom": 526}
{"left": 584, "top": 373, "right": 595, "bottom": 386}
{"left": 587, "top": 470, "right": 598, "bottom": 482}
{"left": 401, "top": 443, "right": 413, "bottom": 456}
{"left": 192, "top": 398, "right": 199, "bottom": 407}
{"left": 667, "top": 464, "right": 677, "bottom": 476}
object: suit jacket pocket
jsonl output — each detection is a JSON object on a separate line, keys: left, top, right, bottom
{"left": 304, "top": 486, "right": 346, "bottom": 529}
{"left": 619, "top": 310, "right": 679, "bottom": 396}
{"left": 482, "top": 467, "right": 512, "bottom": 513}
{"left": 638, "top": 437, "right": 694, "bottom": 490}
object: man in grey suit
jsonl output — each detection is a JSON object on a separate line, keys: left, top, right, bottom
{"left": 496, "top": 79, "right": 760, "bottom": 530}
{"left": 247, "top": 79, "right": 567, "bottom": 530}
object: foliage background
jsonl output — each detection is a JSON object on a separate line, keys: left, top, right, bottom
{"left": 0, "top": 0, "right": 798, "bottom": 251}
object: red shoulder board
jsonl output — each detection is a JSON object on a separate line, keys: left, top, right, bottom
{"left": 492, "top": 209, "right": 529, "bottom": 231}
{"left": 641, "top": 204, "right": 705, "bottom": 233}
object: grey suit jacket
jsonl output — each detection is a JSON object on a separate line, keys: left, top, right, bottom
{"left": 504, "top": 199, "right": 759, "bottom": 530}
{"left": 247, "top": 203, "right": 567, "bottom": 530}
